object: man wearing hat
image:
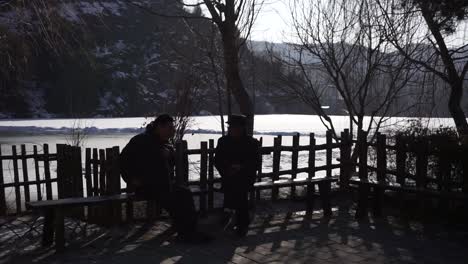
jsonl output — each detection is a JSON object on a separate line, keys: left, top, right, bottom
{"left": 120, "top": 114, "right": 211, "bottom": 244}
{"left": 214, "top": 114, "right": 261, "bottom": 237}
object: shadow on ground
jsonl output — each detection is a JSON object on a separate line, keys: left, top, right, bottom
{"left": 1, "top": 195, "right": 468, "bottom": 264}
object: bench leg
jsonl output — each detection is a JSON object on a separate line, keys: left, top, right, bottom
{"left": 306, "top": 183, "right": 315, "bottom": 214}
{"left": 355, "top": 184, "right": 370, "bottom": 219}
{"left": 372, "top": 186, "right": 384, "bottom": 218}
{"left": 42, "top": 209, "right": 55, "bottom": 247}
{"left": 126, "top": 201, "right": 134, "bottom": 223}
{"left": 54, "top": 208, "right": 65, "bottom": 252}
{"left": 318, "top": 181, "right": 332, "bottom": 217}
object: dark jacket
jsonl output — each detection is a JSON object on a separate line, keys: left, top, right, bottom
{"left": 214, "top": 135, "right": 261, "bottom": 191}
{"left": 120, "top": 132, "right": 175, "bottom": 198}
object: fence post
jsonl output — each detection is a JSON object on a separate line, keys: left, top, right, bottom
{"left": 208, "top": 139, "right": 215, "bottom": 210}
{"left": 272, "top": 135, "right": 282, "bottom": 201}
{"left": 85, "top": 148, "right": 92, "bottom": 197}
{"left": 256, "top": 137, "right": 263, "bottom": 201}
{"left": 199, "top": 141, "right": 208, "bottom": 214}
{"left": 374, "top": 133, "right": 387, "bottom": 217}
{"left": 12, "top": 146, "right": 22, "bottom": 214}
{"left": 358, "top": 130, "right": 368, "bottom": 180}
{"left": 106, "top": 147, "right": 122, "bottom": 224}
{"left": 415, "top": 138, "right": 428, "bottom": 189}
{"left": 291, "top": 133, "right": 299, "bottom": 199}
{"left": 175, "top": 141, "right": 184, "bottom": 185}
{"left": 33, "top": 146, "right": 42, "bottom": 201}
{"left": 92, "top": 149, "right": 99, "bottom": 196}
{"left": 463, "top": 144, "right": 468, "bottom": 194}
{"left": 43, "top": 144, "right": 52, "bottom": 200}
{"left": 183, "top": 140, "right": 189, "bottom": 184}
{"left": 326, "top": 130, "right": 333, "bottom": 178}
{"left": 376, "top": 133, "right": 387, "bottom": 183}
{"left": 20, "top": 145, "right": 31, "bottom": 204}
{"left": 307, "top": 133, "right": 316, "bottom": 213}
{"left": 73, "top": 146, "right": 84, "bottom": 198}
{"left": 98, "top": 149, "right": 106, "bottom": 195}
{"left": 355, "top": 130, "right": 369, "bottom": 219}
{"left": 0, "top": 145, "right": 6, "bottom": 216}
{"left": 339, "top": 129, "right": 351, "bottom": 190}
{"left": 72, "top": 146, "right": 84, "bottom": 218}
{"left": 395, "top": 135, "right": 406, "bottom": 186}
{"left": 56, "top": 144, "right": 67, "bottom": 199}
{"left": 415, "top": 138, "right": 429, "bottom": 216}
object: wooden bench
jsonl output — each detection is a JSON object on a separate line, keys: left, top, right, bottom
{"left": 26, "top": 186, "right": 210, "bottom": 251}
{"left": 350, "top": 176, "right": 468, "bottom": 219}
{"left": 253, "top": 176, "right": 338, "bottom": 216}
{"left": 214, "top": 176, "right": 339, "bottom": 216}
{"left": 26, "top": 194, "right": 135, "bottom": 251}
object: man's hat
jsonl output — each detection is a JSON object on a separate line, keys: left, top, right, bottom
{"left": 226, "top": 114, "right": 247, "bottom": 126}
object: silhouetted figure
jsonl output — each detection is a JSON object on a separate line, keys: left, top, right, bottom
{"left": 120, "top": 114, "right": 211, "bottom": 244}
{"left": 214, "top": 115, "right": 260, "bottom": 237}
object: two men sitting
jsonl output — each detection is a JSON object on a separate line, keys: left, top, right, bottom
{"left": 120, "top": 114, "right": 259, "bottom": 243}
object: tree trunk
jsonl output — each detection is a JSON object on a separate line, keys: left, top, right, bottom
{"left": 421, "top": 5, "right": 468, "bottom": 138}
{"left": 448, "top": 81, "right": 468, "bottom": 137}
{"left": 221, "top": 27, "right": 254, "bottom": 135}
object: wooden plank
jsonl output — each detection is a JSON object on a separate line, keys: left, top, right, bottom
{"left": 0, "top": 145, "right": 6, "bottom": 215}
{"left": 271, "top": 136, "right": 282, "bottom": 201}
{"left": 199, "top": 141, "right": 208, "bottom": 214}
{"left": 395, "top": 135, "right": 406, "bottom": 186}
{"left": 12, "top": 146, "right": 22, "bottom": 213}
{"left": 72, "top": 146, "right": 85, "bottom": 218}
{"left": 56, "top": 144, "right": 66, "bottom": 199}
{"left": 20, "top": 145, "right": 31, "bottom": 203}
{"left": 175, "top": 141, "right": 184, "bottom": 185}
{"left": 376, "top": 133, "right": 387, "bottom": 183}
{"left": 415, "top": 139, "right": 428, "bottom": 188}
{"left": 290, "top": 134, "right": 299, "bottom": 199}
{"left": 73, "top": 146, "right": 84, "bottom": 198}
{"left": 208, "top": 139, "right": 215, "bottom": 210}
{"left": 92, "top": 149, "right": 99, "bottom": 196}
{"left": 43, "top": 144, "right": 53, "bottom": 200}
{"left": 308, "top": 133, "right": 316, "bottom": 180}
{"left": 85, "top": 148, "right": 92, "bottom": 197}
{"left": 27, "top": 193, "right": 135, "bottom": 209}
{"left": 255, "top": 137, "right": 263, "bottom": 201}
{"left": 326, "top": 130, "right": 333, "bottom": 178}
{"left": 307, "top": 133, "right": 316, "bottom": 213}
{"left": 463, "top": 145, "right": 468, "bottom": 194}
{"left": 33, "top": 146, "right": 42, "bottom": 201}
{"left": 358, "top": 131, "right": 368, "bottom": 180}
{"left": 339, "top": 129, "right": 351, "bottom": 190}
{"left": 374, "top": 133, "right": 387, "bottom": 217}
{"left": 99, "top": 149, "right": 106, "bottom": 195}
{"left": 106, "top": 147, "right": 121, "bottom": 224}
{"left": 183, "top": 140, "right": 189, "bottom": 184}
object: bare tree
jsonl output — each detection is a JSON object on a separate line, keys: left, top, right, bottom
{"left": 283, "top": 0, "right": 417, "bottom": 144}
{"left": 375, "top": 0, "right": 468, "bottom": 138}
{"left": 199, "top": 0, "right": 263, "bottom": 135}
{"left": 127, "top": 0, "right": 263, "bottom": 134}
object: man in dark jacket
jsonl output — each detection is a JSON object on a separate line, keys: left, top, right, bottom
{"left": 214, "top": 115, "right": 260, "bottom": 237}
{"left": 120, "top": 114, "right": 210, "bottom": 244}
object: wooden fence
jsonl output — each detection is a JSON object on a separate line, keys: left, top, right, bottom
{"left": 2, "top": 129, "right": 467, "bottom": 218}
{"left": 0, "top": 144, "right": 57, "bottom": 216}
{"left": 0, "top": 131, "right": 349, "bottom": 217}
{"left": 356, "top": 131, "right": 468, "bottom": 193}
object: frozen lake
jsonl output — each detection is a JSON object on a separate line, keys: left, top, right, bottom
{"left": 0, "top": 114, "right": 457, "bottom": 209}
